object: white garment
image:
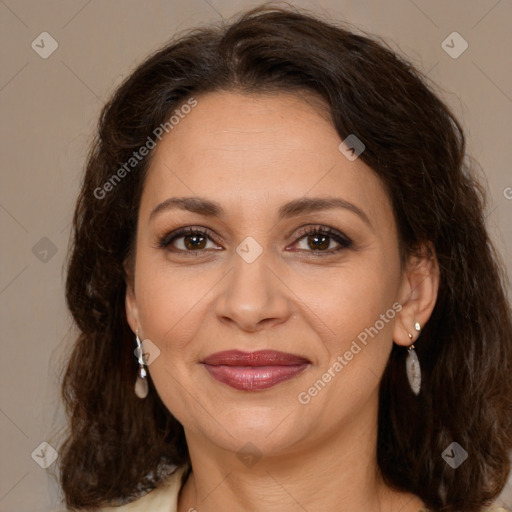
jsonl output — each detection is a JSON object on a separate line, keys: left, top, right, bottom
{"left": 92, "top": 466, "right": 510, "bottom": 512}
{"left": 98, "top": 465, "right": 188, "bottom": 512}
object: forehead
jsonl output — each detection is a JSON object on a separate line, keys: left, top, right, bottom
{"left": 140, "top": 91, "right": 393, "bottom": 227}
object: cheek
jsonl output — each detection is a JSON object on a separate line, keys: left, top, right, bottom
{"left": 133, "top": 252, "right": 209, "bottom": 348}
{"left": 290, "top": 255, "right": 400, "bottom": 349}
{"left": 134, "top": 225, "right": 401, "bottom": 354}
{"left": 290, "top": 263, "right": 401, "bottom": 415}
{"left": 135, "top": 248, "right": 400, "bottom": 345}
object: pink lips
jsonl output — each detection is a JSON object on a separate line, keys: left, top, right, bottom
{"left": 201, "top": 350, "right": 310, "bottom": 391}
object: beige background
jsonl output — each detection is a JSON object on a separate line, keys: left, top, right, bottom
{"left": 0, "top": 1, "right": 511, "bottom": 511}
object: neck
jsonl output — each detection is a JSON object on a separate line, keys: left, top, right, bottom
{"left": 177, "top": 392, "right": 423, "bottom": 512}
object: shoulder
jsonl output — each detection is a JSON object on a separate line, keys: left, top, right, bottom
{"left": 95, "top": 465, "right": 189, "bottom": 512}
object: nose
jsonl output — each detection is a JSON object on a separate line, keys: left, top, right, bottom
{"left": 214, "top": 246, "right": 292, "bottom": 332}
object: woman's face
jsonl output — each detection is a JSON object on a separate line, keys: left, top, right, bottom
{"left": 126, "top": 91, "right": 410, "bottom": 459}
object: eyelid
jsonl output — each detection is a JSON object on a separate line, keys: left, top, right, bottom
{"left": 289, "top": 225, "right": 353, "bottom": 253}
{"left": 158, "top": 224, "right": 352, "bottom": 253}
{"left": 158, "top": 226, "right": 222, "bottom": 250}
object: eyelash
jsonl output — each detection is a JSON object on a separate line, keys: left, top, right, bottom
{"left": 158, "top": 225, "right": 353, "bottom": 256}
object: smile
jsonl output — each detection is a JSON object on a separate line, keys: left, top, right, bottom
{"left": 201, "top": 350, "right": 310, "bottom": 391}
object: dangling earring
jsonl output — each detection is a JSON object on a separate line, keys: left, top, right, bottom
{"left": 405, "top": 322, "right": 422, "bottom": 395}
{"left": 134, "top": 333, "right": 148, "bottom": 399}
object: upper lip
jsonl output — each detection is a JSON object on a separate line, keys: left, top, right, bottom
{"left": 201, "top": 350, "right": 310, "bottom": 366}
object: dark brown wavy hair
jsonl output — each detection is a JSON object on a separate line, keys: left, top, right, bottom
{"left": 60, "top": 5, "right": 512, "bottom": 511}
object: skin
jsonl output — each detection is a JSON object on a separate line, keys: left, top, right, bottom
{"left": 125, "top": 91, "right": 439, "bottom": 512}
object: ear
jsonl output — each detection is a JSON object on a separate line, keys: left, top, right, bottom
{"left": 393, "top": 243, "right": 440, "bottom": 347}
{"left": 124, "top": 259, "right": 140, "bottom": 335}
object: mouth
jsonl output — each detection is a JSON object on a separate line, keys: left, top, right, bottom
{"left": 201, "top": 350, "right": 311, "bottom": 391}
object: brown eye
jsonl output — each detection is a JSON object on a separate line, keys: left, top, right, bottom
{"left": 182, "top": 233, "right": 207, "bottom": 250}
{"left": 292, "top": 226, "right": 352, "bottom": 254}
{"left": 159, "top": 228, "right": 221, "bottom": 252}
{"left": 304, "top": 233, "right": 331, "bottom": 251}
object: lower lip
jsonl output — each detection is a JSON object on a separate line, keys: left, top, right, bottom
{"left": 203, "top": 364, "right": 309, "bottom": 391}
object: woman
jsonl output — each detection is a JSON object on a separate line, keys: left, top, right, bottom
{"left": 60, "top": 6, "right": 512, "bottom": 512}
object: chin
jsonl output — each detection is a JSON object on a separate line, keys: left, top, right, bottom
{"left": 198, "top": 405, "right": 313, "bottom": 457}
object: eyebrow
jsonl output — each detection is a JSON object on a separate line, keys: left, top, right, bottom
{"left": 149, "top": 196, "right": 372, "bottom": 227}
